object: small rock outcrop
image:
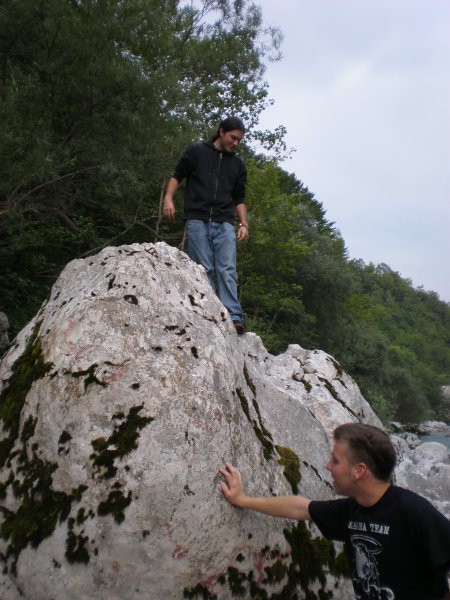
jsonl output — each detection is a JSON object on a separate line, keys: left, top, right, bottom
{"left": 0, "top": 242, "right": 418, "bottom": 599}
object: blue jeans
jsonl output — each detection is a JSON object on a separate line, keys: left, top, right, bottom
{"left": 185, "top": 220, "right": 243, "bottom": 322}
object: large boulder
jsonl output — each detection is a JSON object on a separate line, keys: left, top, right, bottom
{"left": 0, "top": 242, "right": 383, "bottom": 599}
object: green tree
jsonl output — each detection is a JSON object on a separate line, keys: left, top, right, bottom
{"left": 0, "top": 0, "right": 282, "bottom": 335}
{"left": 237, "top": 158, "right": 313, "bottom": 352}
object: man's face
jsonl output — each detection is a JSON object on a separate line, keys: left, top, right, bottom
{"left": 217, "top": 128, "right": 243, "bottom": 152}
{"left": 325, "top": 440, "right": 356, "bottom": 496}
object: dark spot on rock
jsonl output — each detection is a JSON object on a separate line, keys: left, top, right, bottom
{"left": 107, "top": 276, "right": 116, "bottom": 290}
{"left": 72, "top": 364, "right": 106, "bottom": 391}
{"left": 184, "top": 485, "right": 195, "bottom": 496}
{"left": 191, "top": 347, "right": 198, "bottom": 359}
{"left": 131, "top": 383, "right": 140, "bottom": 390}
{"left": 123, "top": 294, "right": 138, "bottom": 305}
{"left": 301, "top": 378, "right": 312, "bottom": 393}
{"left": 188, "top": 295, "right": 198, "bottom": 306}
{"left": 97, "top": 489, "right": 132, "bottom": 524}
{"left": 58, "top": 430, "right": 72, "bottom": 456}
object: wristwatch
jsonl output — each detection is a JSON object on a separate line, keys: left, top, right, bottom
{"left": 239, "top": 222, "right": 249, "bottom": 230}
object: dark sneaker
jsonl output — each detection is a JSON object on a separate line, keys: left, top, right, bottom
{"left": 233, "top": 320, "right": 245, "bottom": 335}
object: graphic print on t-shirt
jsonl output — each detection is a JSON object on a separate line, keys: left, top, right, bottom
{"left": 350, "top": 534, "right": 395, "bottom": 599}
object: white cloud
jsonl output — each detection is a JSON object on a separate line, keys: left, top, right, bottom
{"left": 256, "top": 0, "right": 450, "bottom": 301}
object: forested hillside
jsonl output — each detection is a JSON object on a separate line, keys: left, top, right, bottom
{"left": 1, "top": 0, "right": 449, "bottom": 423}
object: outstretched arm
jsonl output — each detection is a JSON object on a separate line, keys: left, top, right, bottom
{"left": 219, "top": 463, "right": 311, "bottom": 521}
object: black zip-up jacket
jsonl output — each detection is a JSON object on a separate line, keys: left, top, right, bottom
{"left": 172, "top": 141, "right": 247, "bottom": 224}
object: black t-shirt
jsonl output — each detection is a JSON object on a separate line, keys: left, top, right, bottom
{"left": 309, "top": 486, "right": 450, "bottom": 599}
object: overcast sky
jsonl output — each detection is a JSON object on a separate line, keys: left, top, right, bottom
{"left": 255, "top": 0, "right": 450, "bottom": 302}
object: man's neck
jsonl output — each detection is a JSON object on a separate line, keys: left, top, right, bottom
{"left": 353, "top": 482, "right": 391, "bottom": 508}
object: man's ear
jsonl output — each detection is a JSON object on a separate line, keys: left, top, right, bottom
{"left": 353, "top": 463, "right": 367, "bottom": 481}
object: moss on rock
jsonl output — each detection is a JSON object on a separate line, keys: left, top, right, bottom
{"left": 97, "top": 488, "right": 132, "bottom": 524}
{"left": 183, "top": 583, "right": 217, "bottom": 599}
{"left": 90, "top": 404, "right": 154, "bottom": 479}
{"left": 0, "top": 322, "right": 52, "bottom": 467}
{"left": 264, "top": 559, "right": 288, "bottom": 584}
{"left": 186, "top": 521, "right": 350, "bottom": 599}
{"left": 0, "top": 329, "right": 93, "bottom": 573}
{"left": 66, "top": 528, "right": 90, "bottom": 564}
{"left": 275, "top": 446, "right": 301, "bottom": 494}
{"left": 0, "top": 441, "right": 87, "bottom": 575}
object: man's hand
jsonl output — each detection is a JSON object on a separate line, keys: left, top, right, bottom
{"left": 237, "top": 224, "right": 249, "bottom": 242}
{"left": 235, "top": 204, "right": 249, "bottom": 241}
{"left": 219, "top": 462, "right": 311, "bottom": 520}
{"left": 163, "top": 196, "right": 175, "bottom": 221}
{"left": 219, "top": 463, "right": 247, "bottom": 507}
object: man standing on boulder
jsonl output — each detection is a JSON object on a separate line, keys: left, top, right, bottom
{"left": 163, "top": 116, "right": 249, "bottom": 334}
{"left": 220, "top": 423, "right": 450, "bottom": 599}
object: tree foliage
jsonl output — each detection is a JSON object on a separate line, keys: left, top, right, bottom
{"left": 236, "top": 158, "right": 450, "bottom": 423}
{"left": 0, "top": 0, "right": 280, "bottom": 324}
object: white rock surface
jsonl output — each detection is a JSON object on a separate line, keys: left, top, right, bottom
{"left": 0, "top": 242, "right": 432, "bottom": 600}
{"left": 418, "top": 420, "right": 449, "bottom": 434}
{"left": 392, "top": 433, "right": 450, "bottom": 518}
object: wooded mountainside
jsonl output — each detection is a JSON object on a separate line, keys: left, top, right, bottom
{"left": 1, "top": 0, "right": 449, "bottom": 423}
